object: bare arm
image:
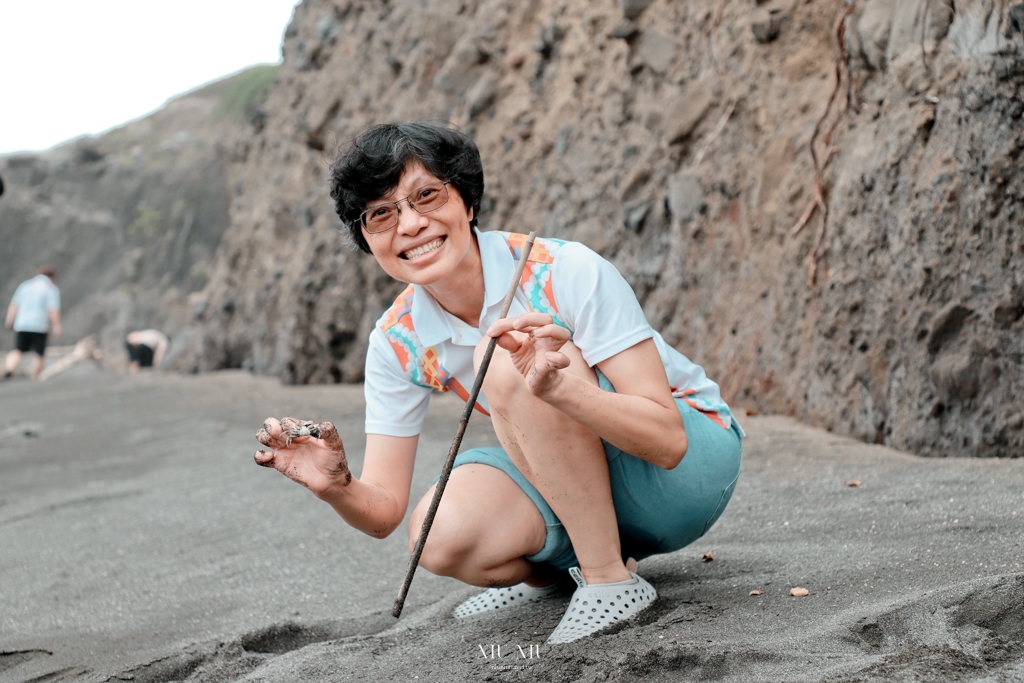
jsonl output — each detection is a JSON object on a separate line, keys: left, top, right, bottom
{"left": 152, "top": 337, "right": 168, "bottom": 368}
{"left": 552, "top": 340, "right": 686, "bottom": 468}
{"left": 255, "top": 419, "right": 417, "bottom": 538}
{"left": 48, "top": 309, "right": 61, "bottom": 339}
{"left": 489, "top": 314, "right": 687, "bottom": 469}
{"left": 5, "top": 303, "right": 16, "bottom": 330}
{"left": 322, "top": 434, "right": 417, "bottom": 538}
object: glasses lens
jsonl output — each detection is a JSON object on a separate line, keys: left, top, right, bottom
{"left": 363, "top": 204, "right": 398, "bottom": 233}
{"left": 409, "top": 182, "right": 448, "bottom": 213}
{"left": 360, "top": 183, "right": 448, "bottom": 233}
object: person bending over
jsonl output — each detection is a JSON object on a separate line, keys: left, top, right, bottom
{"left": 254, "top": 122, "right": 743, "bottom": 644}
{"left": 125, "top": 329, "right": 169, "bottom": 372}
{"left": 5, "top": 266, "right": 61, "bottom": 380}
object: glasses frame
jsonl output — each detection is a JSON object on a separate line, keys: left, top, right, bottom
{"left": 359, "top": 181, "right": 452, "bottom": 234}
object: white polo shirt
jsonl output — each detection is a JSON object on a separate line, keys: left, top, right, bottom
{"left": 11, "top": 275, "right": 60, "bottom": 333}
{"left": 364, "top": 229, "right": 740, "bottom": 437}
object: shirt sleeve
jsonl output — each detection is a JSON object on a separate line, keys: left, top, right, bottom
{"left": 363, "top": 326, "right": 432, "bottom": 437}
{"left": 551, "top": 242, "right": 654, "bottom": 367}
{"left": 47, "top": 285, "right": 60, "bottom": 312}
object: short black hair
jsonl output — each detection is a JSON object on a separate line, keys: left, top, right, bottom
{"left": 329, "top": 121, "right": 484, "bottom": 254}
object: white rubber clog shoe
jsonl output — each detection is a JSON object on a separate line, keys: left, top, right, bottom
{"left": 546, "top": 567, "right": 657, "bottom": 644}
{"left": 453, "top": 581, "right": 563, "bottom": 618}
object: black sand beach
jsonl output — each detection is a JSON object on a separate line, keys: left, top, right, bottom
{"left": 3, "top": 370, "right": 1023, "bottom": 682}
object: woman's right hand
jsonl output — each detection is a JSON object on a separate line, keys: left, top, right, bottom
{"left": 254, "top": 417, "right": 351, "bottom": 497}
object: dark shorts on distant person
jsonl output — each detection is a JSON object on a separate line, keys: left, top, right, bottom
{"left": 125, "top": 342, "right": 155, "bottom": 367}
{"left": 445, "top": 372, "right": 744, "bottom": 570}
{"left": 15, "top": 331, "right": 48, "bottom": 356}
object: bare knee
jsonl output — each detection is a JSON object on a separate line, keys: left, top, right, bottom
{"left": 482, "top": 351, "right": 526, "bottom": 410}
{"left": 409, "top": 492, "right": 476, "bottom": 578}
{"left": 418, "top": 519, "right": 475, "bottom": 578}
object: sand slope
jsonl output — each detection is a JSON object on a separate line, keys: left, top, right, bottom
{"left": 2, "top": 371, "right": 1023, "bottom": 682}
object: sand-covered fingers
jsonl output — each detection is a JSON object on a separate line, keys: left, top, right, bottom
{"left": 255, "top": 417, "right": 281, "bottom": 448}
{"left": 254, "top": 417, "right": 288, "bottom": 471}
{"left": 313, "top": 421, "right": 351, "bottom": 485}
{"left": 253, "top": 416, "right": 352, "bottom": 494}
{"left": 255, "top": 416, "right": 308, "bottom": 447}
{"left": 254, "top": 448, "right": 277, "bottom": 467}
{"left": 255, "top": 418, "right": 285, "bottom": 470}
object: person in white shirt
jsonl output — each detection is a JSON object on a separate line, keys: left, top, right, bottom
{"left": 253, "top": 122, "right": 743, "bottom": 644}
{"left": 5, "top": 266, "right": 61, "bottom": 380}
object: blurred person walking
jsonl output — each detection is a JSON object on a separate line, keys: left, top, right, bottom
{"left": 4, "top": 266, "right": 61, "bottom": 380}
{"left": 125, "top": 329, "right": 169, "bottom": 372}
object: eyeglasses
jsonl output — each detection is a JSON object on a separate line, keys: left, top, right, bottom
{"left": 359, "top": 181, "right": 451, "bottom": 234}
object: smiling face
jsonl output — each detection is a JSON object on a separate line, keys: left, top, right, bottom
{"left": 363, "top": 160, "right": 477, "bottom": 288}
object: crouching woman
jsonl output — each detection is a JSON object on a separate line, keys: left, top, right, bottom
{"left": 254, "top": 121, "right": 743, "bottom": 644}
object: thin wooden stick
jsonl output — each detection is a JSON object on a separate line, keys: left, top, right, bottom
{"left": 392, "top": 231, "right": 538, "bottom": 619}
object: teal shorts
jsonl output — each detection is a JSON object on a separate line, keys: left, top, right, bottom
{"left": 451, "top": 374, "right": 743, "bottom": 570}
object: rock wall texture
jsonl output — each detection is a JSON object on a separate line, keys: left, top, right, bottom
{"left": 189, "top": 0, "right": 1024, "bottom": 457}
{"left": 0, "top": 67, "right": 275, "bottom": 369}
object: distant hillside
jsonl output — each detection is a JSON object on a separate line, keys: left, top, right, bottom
{"left": 0, "top": 65, "right": 279, "bottom": 368}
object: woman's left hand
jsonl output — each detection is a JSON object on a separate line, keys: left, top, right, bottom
{"left": 487, "top": 312, "right": 572, "bottom": 398}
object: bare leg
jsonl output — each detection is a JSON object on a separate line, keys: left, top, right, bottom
{"left": 409, "top": 464, "right": 554, "bottom": 587}
{"left": 30, "top": 353, "right": 44, "bottom": 380}
{"left": 476, "top": 337, "right": 631, "bottom": 585}
{"left": 5, "top": 350, "right": 21, "bottom": 375}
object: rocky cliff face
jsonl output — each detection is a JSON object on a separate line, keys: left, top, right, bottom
{"left": 191, "top": 0, "right": 1024, "bottom": 456}
{"left": 0, "top": 67, "right": 275, "bottom": 368}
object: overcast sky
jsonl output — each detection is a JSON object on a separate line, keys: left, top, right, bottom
{"left": 0, "top": 1, "right": 299, "bottom": 155}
